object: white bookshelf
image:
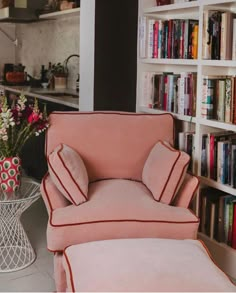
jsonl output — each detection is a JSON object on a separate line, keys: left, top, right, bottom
{"left": 137, "top": 0, "right": 236, "bottom": 279}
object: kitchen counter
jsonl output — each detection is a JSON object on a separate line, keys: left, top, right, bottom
{"left": 0, "top": 85, "right": 79, "bottom": 109}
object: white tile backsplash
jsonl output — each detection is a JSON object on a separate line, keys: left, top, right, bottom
{"left": 16, "top": 15, "right": 80, "bottom": 89}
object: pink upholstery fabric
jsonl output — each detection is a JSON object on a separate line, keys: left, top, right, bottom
{"left": 53, "top": 252, "right": 66, "bottom": 293}
{"left": 46, "top": 179, "right": 199, "bottom": 251}
{"left": 48, "top": 144, "right": 88, "bottom": 205}
{"left": 62, "top": 238, "right": 236, "bottom": 292}
{"left": 46, "top": 112, "right": 174, "bottom": 182}
{"left": 142, "top": 141, "right": 190, "bottom": 204}
{"left": 40, "top": 173, "right": 70, "bottom": 214}
{"left": 173, "top": 173, "right": 200, "bottom": 207}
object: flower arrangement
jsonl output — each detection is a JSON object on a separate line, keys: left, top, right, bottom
{"left": 0, "top": 94, "right": 49, "bottom": 158}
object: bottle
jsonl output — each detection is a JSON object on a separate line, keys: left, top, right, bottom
{"left": 76, "top": 74, "right": 80, "bottom": 92}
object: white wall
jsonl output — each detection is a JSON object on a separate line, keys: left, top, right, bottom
{"left": 0, "top": 24, "right": 16, "bottom": 79}
{"left": 15, "top": 15, "right": 80, "bottom": 89}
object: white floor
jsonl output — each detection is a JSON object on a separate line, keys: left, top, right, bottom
{"left": 0, "top": 198, "right": 56, "bottom": 292}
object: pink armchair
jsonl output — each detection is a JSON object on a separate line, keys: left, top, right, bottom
{"left": 41, "top": 112, "right": 199, "bottom": 287}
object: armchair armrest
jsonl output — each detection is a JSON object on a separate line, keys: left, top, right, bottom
{"left": 40, "top": 173, "right": 70, "bottom": 215}
{"left": 172, "top": 173, "right": 199, "bottom": 208}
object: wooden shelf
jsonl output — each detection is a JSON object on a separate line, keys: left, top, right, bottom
{"left": 39, "top": 7, "right": 80, "bottom": 19}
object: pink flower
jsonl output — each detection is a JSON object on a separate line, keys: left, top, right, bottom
{"left": 28, "top": 112, "right": 40, "bottom": 124}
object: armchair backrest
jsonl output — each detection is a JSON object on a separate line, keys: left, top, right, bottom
{"left": 46, "top": 112, "right": 174, "bottom": 182}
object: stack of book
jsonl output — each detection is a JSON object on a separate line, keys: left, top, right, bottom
{"left": 201, "top": 131, "right": 236, "bottom": 187}
{"left": 139, "top": 17, "right": 199, "bottom": 59}
{"left": 200, "top": 187, "right": 236, "bottom": 249}
{"left": 141, "top": 71, "right": 197, "bottom": 116}
{"left": 201, "top": 75, "right": 236, "bottom": 123}
{"left": 202, "top": 10, "right": 236, "bottom": 60}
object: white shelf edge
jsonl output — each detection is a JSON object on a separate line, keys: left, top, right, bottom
{"left": 201, "top": 60, "right": 236, "bottom": 67}
{"left": 140, "top": 58, "right": 198, "bottom": 66}
{"left": 199, "top": 176, "right": 236, "bottom": 196}
{"left": 138, "top": 106, "right": 196, "bottom": 123}
{"left": 39, "top": 7, "right": 80, "bottom": 19}
{"left": 203, "top": 0, "right": 236, "bottom": 6}
{"left": 198, "top": 118, "right": 236, "bottom": 131}
{"left": 143, "top": 1, "right": 200, "bottom": 13}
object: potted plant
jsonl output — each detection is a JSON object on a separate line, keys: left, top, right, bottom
{"left": 51, "top": 62, "right": 68, "bottom": 90}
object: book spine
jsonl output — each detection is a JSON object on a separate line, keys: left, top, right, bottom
{"left": 217, "top": 79, "right": 226, "bottom": 122}
{"left": 139, "top": 16, "right": 147, "bottom": 58}
{"left": 178, "top": 75, "right": 185, "bottom": 115}
{"left": 232, "top": 19, "right": 236, "bottom": 61}
{"left": 217, "top": 141, "right": 225, "bottom": 183}
{"left": 225, "top": 78, "right": 232, "bottom": 123}
{"left": 153, "top": 21, "right": 159, "bottom": 59}
{"left": 147, "top": 19, "right": 155, "bottom": 58}
{"left": 231, "top": 203, "right": 236, "bottom": 249}
{"left": 191, "top": 24, "right": 198, "bottom": 59}
{"left": 158, "top": 20, "right": 163, "bottom": 59}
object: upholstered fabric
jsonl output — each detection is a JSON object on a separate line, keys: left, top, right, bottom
{"left": 46, "top": 112, "right": 174, "bottom": 182}
{"left": 173, "top": 173, "right": 200, "bottom": 207}
{"left": 40, "top": 174, "right": 70, "bottom": 213}
{"left": 62, "top": 238, "right": 236, "bottom": 292}
{"left": 44, "top": 179, "right": 199, "bottom": 251}
{"left": 143, "top": 141, "right": 190, "bottom": 204}
{"left": 48, "top": 144, "right": 88, "bottom": 205}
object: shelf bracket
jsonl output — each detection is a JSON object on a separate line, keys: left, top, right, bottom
{"left": 0, "top": 26, "right": 18, "bottom": 46}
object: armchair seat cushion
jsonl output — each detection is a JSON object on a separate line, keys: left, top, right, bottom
{"left": 46, "top": 179, "right": 199, "bottom": 251}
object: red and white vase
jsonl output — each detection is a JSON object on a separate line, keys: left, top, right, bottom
{"left": 0, "top": 157, "right": 21, "bottom": 193}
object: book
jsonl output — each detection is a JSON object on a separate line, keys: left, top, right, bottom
{"left": 231, "top": 202, "right": 236, "bottom": 249}
{"left": 220, "top": 12, "right": 233, "bottom": 60}
{"left": 232, "top": 19, "right": 236, "bottom": 60}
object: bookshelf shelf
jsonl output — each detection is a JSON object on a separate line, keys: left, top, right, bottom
{"left": 39, "top": 7, "right": 80, "bottom": 19}
{"left": 198, "top": 118, "right": 236, "bottom": 131}
{"left": 138, "top": 106, "right": 197, "bottom": 123}
{"left": 141, "top": 58, "right": 198, "bottom": 65}
{"left": 137, "top": 0, "right": 236, "bottom": 279}
{"left": 200, "top": 176, "right": 236, "bottom": 196}
{"left": 201, "top": 60, "right": 236, "bottom": 67}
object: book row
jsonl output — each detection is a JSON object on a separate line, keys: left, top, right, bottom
{"left": 201, "top": 131, "right": 236, "bottom": 187}
{"left": 200, "top": 187, "right": 236, "bottom": 249}
{"left": 201, "top": 75, "right": 236, "bottom": 124}
{"left": 141, "top": 71, "right": 197, "bottom": 116}
{"left": 202, "top": 10, "right": 236, "bottom": 60}
{"left": 139, "top": 17, "right": 199, "bottom": 59}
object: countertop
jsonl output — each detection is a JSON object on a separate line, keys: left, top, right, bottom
{"left": 0, "top": 85, "right": 79, "bottom": 109}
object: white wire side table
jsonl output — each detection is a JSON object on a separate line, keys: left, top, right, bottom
{"left": 0, "top": 177, "right": 41, "bottom": 272}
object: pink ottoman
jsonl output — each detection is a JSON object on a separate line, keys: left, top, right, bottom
{"left": 62, "top": 238, "right": 235, "bottom": 292}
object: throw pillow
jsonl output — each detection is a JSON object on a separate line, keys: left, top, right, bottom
{"left": 142, "top": 141, "right": 190, "bottom": 204}
{"left": 48, "top": 143, "right": 88, "bottom": 205}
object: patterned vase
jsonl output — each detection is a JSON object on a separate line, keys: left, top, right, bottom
{"left": 0, "top": 157, "right": 21, "bottom": 193}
